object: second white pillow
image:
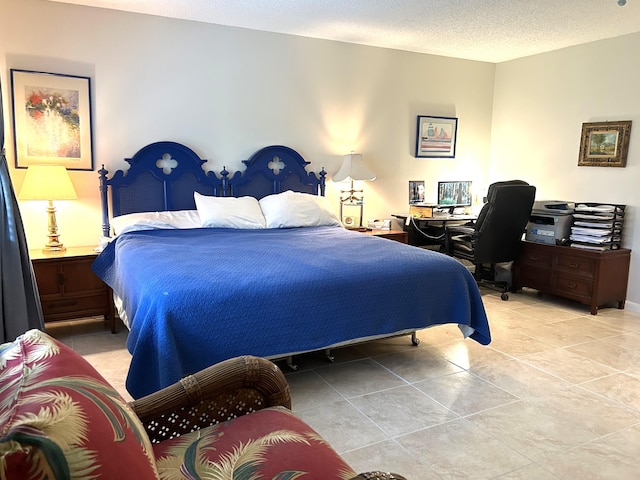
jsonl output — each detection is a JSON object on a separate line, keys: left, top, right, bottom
{"left": 259, "top": 190, "right": 341, "bottom": 228}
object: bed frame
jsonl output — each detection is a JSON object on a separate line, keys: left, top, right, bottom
{"left": 99, "top": 141, "right": 327, "bottom": 237}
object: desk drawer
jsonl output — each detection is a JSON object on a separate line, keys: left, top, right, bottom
{"left": 553, "top": 274, "right": 592, "bottom": 298}
{"left": 555, "top": 255, "right": 596, "bottom": 278}
{"left": 518, "top": 247, "right": 552, "bottom": 268}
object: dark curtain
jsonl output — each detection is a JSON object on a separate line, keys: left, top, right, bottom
{"left": 0, "top": 74, "right": 44, "bottom": 342}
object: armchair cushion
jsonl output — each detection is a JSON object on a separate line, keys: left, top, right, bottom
{"left": 153, "top": 406, "right": 357, "bottom": 479}
{"left": 0, "top": 329, "right": 159, "bottom": 479}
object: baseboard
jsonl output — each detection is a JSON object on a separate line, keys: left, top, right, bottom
{"left": 622, "top": 300, "right": 640, "bottom": 313}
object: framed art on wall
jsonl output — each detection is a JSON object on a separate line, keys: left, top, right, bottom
{"left": 409, "top": 180, "right": 425, "bottom": 204}
{"left": 578, "top": 120, "right": 632, "bottom": 167}
{"left": 11, "top": 69, "right": 93, "bottom": 170}
{"left": 415, "top": 115, "right": 458, "bottom": 158}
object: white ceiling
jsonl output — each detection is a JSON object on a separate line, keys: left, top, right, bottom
{"left": 48, "top": 0, "right": 640, "bottom": 63}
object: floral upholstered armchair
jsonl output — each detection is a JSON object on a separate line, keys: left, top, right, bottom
{"left": 0, "top": 329, "right": 405, "bottom": 479}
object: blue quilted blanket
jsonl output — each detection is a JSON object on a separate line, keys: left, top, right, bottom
{"left": 93, "top": 226, "right": 490, "bottom": 398}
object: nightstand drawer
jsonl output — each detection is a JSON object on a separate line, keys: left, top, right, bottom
{"left": 41, "top": 294, "right": 111, "bottom": 320}
{"left": 364, "top": 229, "right": 408, "bottom": 243}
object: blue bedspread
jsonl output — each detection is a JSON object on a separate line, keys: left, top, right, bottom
{"left": 93, "top": 226, "right": 490, "bottom": 398}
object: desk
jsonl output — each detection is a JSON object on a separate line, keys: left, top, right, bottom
{"left": 392, "top": 214, "right": 476, "bottom": 248}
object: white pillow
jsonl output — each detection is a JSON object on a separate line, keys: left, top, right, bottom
{"left": 259, "top": 190, "right": 341, "bottom": 228}
{"left": 194, "top": 192, "right": 266, "bottom": 229}
{"left": 111, "top": 210, "right": 201, "bottom": 236}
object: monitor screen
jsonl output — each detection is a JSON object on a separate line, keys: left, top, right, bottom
{"left": 437, "top": 181, "right": 472, "bottom": 208}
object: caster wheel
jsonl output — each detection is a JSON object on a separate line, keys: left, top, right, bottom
{"left": 500, "top": 292, "right": 509, "bottom": 301}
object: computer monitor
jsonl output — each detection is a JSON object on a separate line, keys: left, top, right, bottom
{"left": 437, "top": 180, "right": 472, "bottom": 213}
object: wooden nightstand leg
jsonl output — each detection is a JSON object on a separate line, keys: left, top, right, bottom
{"left": 107, "top": 287, "right": 116, "bottom": 333}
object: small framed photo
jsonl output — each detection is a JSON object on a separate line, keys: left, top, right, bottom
{"left": 409, "top": 180, "right": 425, "bottom": 204}
{"left": 415, "top": 115, "right": 458, "bottom": 158}
{"left": 11, "top": 69, "right": 94, "bottom": 170}
{"left": 578, "top": 120, "right": 632, "bottom": 167}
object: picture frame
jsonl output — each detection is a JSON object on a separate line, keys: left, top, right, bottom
{"left": 408, "top": 180, "right": 426, "bottom": 204}
{"left": 11, "top": 69, "right": 93, "bottom": 170}
{"left": 415, "top": 115, "right": 458, "bottom": 158}
{"left": 578, "top": 120, "right": 632, "bottom": 167}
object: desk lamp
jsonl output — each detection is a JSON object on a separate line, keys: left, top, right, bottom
{"left": 333, "top": 152, "right": 376, "bottom": 229}
{"left": 19, "top": 165, "right": 77, "bottom": 252}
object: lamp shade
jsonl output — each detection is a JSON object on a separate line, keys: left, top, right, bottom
{"left": 333, "top": 153, "right": 376, "bottom": 182}
{"left": 18, "top": 165, "right": 77, "bottom": 201}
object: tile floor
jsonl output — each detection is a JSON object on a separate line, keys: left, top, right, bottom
{"left": 47, "top": 288, "right": 640, "bottom": 479}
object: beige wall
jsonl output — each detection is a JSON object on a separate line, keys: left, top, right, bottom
{"left": 491, "top": 32, "right": 640, "bottom": 311}
{"left": 1, "top": 0, "right": 494, "bottom": 248}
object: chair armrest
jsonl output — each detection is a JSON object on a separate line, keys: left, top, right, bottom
{"left": 129, "top": 355, "right": 291, "bottom": 443}
{"left": 445, "top": 225, "right": 475, "bottom": 235}
{"left": 349, "top": 473, "right": 407, "bottom": 479}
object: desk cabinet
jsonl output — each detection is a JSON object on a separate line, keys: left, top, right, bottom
{"left": 512, "top": 241, "right": 631, "bottom": 315}
{"left": 31, "top": 246, "right": 115, "bottom": 332}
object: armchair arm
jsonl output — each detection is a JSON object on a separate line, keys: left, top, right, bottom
{"left": 129, "top": 355, "right": 291, "bottom": 443}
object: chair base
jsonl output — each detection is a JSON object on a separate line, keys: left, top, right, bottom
{"left": 473, "top": 263, "right": 510, "bottom": 301}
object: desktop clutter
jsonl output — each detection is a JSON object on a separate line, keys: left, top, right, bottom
{"left": 526, "top": 200, "right": 625, "bottom": 251}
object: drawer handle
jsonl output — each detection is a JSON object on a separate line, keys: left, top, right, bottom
{"left": 529, "top": 255, "right": 539, "bottom": 261}
{"left": 569, "top": 262, "right": 579, "bottom": 268}
{"left": 568, "top": 282, "right": 577, "bottom": 289}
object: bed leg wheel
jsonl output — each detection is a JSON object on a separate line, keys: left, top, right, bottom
{"left": 501, "top": 292, "right": 509, "bottom": 301}
{"left": 286, "top": 357, "right": 298, "bottom": 371}
{"left": 324, "top": 349, "right": 335, "bottom": 363}
{"left": 411, "top": 332, "right": 420, "bottom": 346}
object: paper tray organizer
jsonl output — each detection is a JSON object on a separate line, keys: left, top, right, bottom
{"left": 570, "top": 203, "right": 625, "bottom": 251}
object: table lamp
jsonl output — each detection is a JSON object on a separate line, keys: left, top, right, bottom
{"left": 19, "top": 165, "right": 77, "bottom": 252}
{"left": 333, "top": 152, "right": 376, "bottom": 229}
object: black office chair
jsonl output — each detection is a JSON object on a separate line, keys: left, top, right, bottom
{"left": 444, "top": 180, "right": 536, "bottom": 300}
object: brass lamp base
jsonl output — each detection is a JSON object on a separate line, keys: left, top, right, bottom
{"left": 43, "top": 200, "right": 66, "bottom": 252}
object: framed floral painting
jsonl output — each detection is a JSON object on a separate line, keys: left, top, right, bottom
{"left": 11, "top": 69, "right": 93, "bottom": 170}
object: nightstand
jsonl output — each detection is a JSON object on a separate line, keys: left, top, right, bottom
{"left": 30, "top": 246, "right": 116, "bottom": 333}
{"left": 364, "top": 229, "right": 408, "bottom": 244}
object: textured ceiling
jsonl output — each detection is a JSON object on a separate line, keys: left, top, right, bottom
{"left": 48, "top": 0, "right": 640, "bottom": 63}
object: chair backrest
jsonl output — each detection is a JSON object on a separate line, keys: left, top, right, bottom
{"left": 473, "top": 180, "right": 536, "bottom": 264}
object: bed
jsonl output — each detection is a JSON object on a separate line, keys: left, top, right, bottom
{"left": 92, "top": 141, "right": 490, "bottom": 399}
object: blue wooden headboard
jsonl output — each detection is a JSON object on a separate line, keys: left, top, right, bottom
{"left": 99, "top": 141, "right": 326, "bottom": 236}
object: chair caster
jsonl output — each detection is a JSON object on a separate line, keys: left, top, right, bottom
{"left": 500, "top": 292, "right": 509, "bottom": 301}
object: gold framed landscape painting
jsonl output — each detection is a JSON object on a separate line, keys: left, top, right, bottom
{"left": 11, "top": 69, "right": 93, "bottom": 170}
{"left": 578, "top": 120, "right": 631, "bottom": 167}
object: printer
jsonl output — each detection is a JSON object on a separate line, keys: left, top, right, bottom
{"left": 526, "top": 200, "right": 574, "bottom": 245}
